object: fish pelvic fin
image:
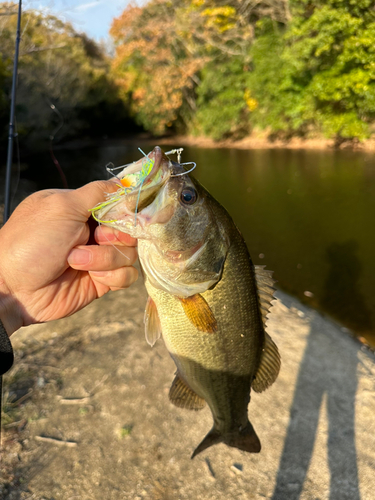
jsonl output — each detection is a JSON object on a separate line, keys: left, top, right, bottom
{"left": 179, "top": 294, "right": 217, "bottom": 333}
{"left": 252, "top": 332, "right": 281, "bottom": 393}
{"left": 144, "top": 296, "right": 162, "bottom": 347}
{"left": 191, "top": 421, "right": 261, "bottom": 459}
{"left": 169, "top": 372, "right": 206, "bottom": 411}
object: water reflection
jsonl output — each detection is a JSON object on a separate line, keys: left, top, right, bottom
{"left": 272, "top": 312, "right": 360, "bottom": 500}
{"left": 322, "top": 241, "right": 373, "bottom": 333}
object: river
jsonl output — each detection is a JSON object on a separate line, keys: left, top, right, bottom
{"left": 5, "top": 140, "right": 375, "bottom": 345}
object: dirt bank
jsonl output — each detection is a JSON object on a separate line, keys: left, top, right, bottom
{"left": 156, "top": 134, "right": 375, "bottom": 152}
{"left": 1, "top": 275, "right": 374, "bottom": 500}
{"left": 49, "top": 132, "right": 375, "bottom": 153}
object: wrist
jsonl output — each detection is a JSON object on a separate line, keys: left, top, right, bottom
{"left": 0, "top": 279, "right": 23, "bottom": 336}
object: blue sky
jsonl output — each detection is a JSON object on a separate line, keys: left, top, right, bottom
{"left": 24, "top": 0, "right": 130, "bottom": 41}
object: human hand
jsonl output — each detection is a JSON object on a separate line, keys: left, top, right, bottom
{"left": 0, "top": 181, "right": 138, "bottom": 335}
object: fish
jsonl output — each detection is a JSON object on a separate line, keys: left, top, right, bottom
{"left": 91, "top": 146, "right": 281, "bottom": 458}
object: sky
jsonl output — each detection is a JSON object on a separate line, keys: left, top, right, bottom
{"left": 23, "top": 0, "right": 129, "bottom": 41}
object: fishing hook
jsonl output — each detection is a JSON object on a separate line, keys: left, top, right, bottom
{"left": 170, "top": 162, "right": 197, "bottom": 177}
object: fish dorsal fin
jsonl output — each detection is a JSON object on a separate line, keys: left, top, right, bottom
{"left": 169, "top": 372, "right": 206, "bottom": 410}
{"left": 252, "top": 332, "right": 281, "bottom": 393}
{"left": 179, "top": 294, "right": 217, "bottom": 333}
{"left": 144, "top": 296, "right": 162, "bottom": 347}
{"left": 254, "top": 265, "right": 276, "bottom": 328}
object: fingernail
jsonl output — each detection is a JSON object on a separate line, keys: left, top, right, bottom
{"left": 68, "top": 249, "right": 91, "bottom": 266}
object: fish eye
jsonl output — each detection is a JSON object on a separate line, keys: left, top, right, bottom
{"left": 180, "top": 187, "right": 198, "bottom": 205}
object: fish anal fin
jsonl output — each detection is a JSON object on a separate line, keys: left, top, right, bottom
{"left": 169, "top": 372, "right": 206, "bottom": 411}
{"left": 144, "top": 296, "right": 162, "bottom": 347}
{"left": 179, "top": 294, "right": 217, "bottom": 333}
{"left": 191, "top": 421, "right": 260, "bottom": 459}
{"left": 254, "top": 265, "right": 276, "bottom": 328}
{"left": 252, "top": 332, "right": 281, "bottom": 393}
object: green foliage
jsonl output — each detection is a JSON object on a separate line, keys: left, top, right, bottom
{"left": 247, "top": 22, "right": 298, "bottom": 136}
{"left": 249, "top": 2, "right": 375, "bottom": 141}
{"left": 193, "top": 58, "right": 250, "bottom": 140}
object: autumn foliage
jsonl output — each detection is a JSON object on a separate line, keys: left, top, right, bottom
{"left": 111, "top": 0, "right": 375, "bottom": 143}
{"left": 110, "top": 0, "right": 290, "bottom": 136}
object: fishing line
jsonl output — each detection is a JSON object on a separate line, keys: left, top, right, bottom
{"left": 96, "top": 222, "right": 131, "bottom": 261}
{"left": 134, "top": 177, "right": 145, "bottom": 227}
{"left": 134, "top": 148, "right": 154, "bottom": 227}
{"left": 9, "top": 117, "right": 21, "bottom": 211}
{"left": 48, "top": 102, "right": 68, "bottom": 189}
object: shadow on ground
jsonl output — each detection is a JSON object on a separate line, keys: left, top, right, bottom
{"left": 272, "top": 313, "right": 360, "bottom": 500}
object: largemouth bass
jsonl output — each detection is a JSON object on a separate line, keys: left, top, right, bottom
{"left": 91, "top": 147, "right": 280, "bottom": 458}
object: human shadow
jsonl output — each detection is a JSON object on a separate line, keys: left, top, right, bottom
{"left": 272, "top": 311, "right": 361, "bottom": 500}
{"left": 321, "top": 240, "right": 373, "bottom": 332}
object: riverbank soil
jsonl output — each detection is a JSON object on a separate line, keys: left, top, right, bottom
{"left": 155, "top": 133, "right": 375, "bottom": 151}
{"left": 1, "top": 277, "right": 374, "bottom": 499}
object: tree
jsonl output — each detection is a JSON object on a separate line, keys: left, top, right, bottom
{"left": 110, "top": 0, "right": 290, "bottom": 137}
{"left": 0, "top": 2, "right": 130, "bottom": 150}
{"left": 249, "top": 0, "right": 375, "bottom": 142}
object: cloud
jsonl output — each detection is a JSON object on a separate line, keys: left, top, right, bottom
{"left": 74, "top": 1, "right": 102, "bottom": 13}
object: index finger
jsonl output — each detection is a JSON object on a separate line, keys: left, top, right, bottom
{"left": 95, "top": 225, "right": 137, "bottom": 247}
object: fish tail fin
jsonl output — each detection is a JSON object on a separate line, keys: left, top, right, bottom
{"left": 191, "top": 421, "right": 261, "bottom": 459}
{"left": 191, "top": 428, "right": 223, "bottom": 459}
{"left": 225, "top": 421, "right": 261, "bottom": 454}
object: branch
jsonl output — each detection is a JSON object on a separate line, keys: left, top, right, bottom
{"left": 0, "top": 12, "right": 17, "bottom": 17}
{"left": 20, "top": 44, "right": 67, "bottom": 55}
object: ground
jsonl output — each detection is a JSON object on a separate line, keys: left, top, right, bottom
{"left": 1, "top": 276, "right": 375, "bottom": 500}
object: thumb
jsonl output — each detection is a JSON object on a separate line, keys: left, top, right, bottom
{"left": 70, "top": 180, "right": 119, "bottom": 216}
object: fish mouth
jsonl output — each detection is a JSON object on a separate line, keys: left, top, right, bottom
{"left": 91, "top": 146, "right": 172, "bottom": 224}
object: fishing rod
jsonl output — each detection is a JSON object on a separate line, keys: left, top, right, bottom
{"left": 4, "top": 0, "right": 22, "bottom": 221}
{"left": 1, "top": 0, "right": 22, "bottom": 446}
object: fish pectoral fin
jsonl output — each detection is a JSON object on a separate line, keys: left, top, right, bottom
{"left": 252, "top": 332, "right": 281, "bottom": 393}
{"left": 169, "top": 372, "right": 206, "bottom": 411}
{"left": 179, "top": 294, "right": 217, "bottom": 333}
{"left": 144, "top": 296, "right": 162, "bottom": 347}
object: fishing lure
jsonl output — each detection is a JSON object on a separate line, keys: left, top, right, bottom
{"left": 89, "top": 148, "right": 155, "bottom": 227}
{"left": 89, "top": 147, "right": 197, "bottom": 227}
